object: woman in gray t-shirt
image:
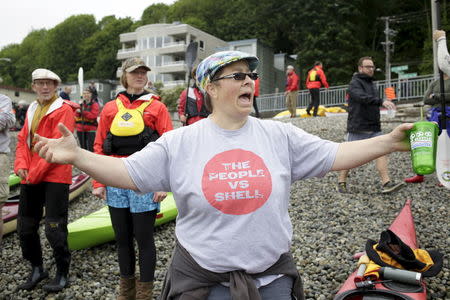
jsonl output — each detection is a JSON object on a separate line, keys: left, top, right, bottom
{"left": 33, "top": 50, "right": 413, "bottom": 300}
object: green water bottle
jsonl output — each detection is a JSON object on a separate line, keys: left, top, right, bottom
{"left": 409, "top": 121, "right": 439, "bottom": 175}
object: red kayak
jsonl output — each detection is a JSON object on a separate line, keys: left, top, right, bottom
{"left": 334, "top": 199, "right": 426, "bottom": 300}
{"left": 2, "top": 172, "right": 91, "bottom": 235}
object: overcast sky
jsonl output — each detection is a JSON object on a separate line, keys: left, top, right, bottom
{"left": 0, "top": 0, "right": 175, "bottom": 49}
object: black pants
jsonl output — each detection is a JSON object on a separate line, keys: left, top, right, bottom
{"left": 17, "top": 182, "right": 70, "bottom": 274}
{"left": 77, "top": 131, "right": 96, "bottom": 152}
{"left": 109, "top": 207, "right": 157, "bottom": 282}
{"left": 307, "top": 88, "right": 320, "bottom": 116}
{"left": 253, "top": 96, "right": 260, "bottom": 118}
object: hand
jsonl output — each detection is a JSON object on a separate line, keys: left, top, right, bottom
{"left": 34, "top": 123, "right": 80, "bottom": 164}
{"left": 382, "top": 100, "right": 396, "bottom": 110}
{"left": 17, "top": 169, "right": 28, "bottom": 181}
{"left": 179, "top": 115, "right": 187, "bottom": 124}
{"left": 93, "top": 187, "right": 106, "bottom": 200}
{"left": 433, "top": 30, "right": 446, "bottom": 41}
{"left": 388, "top": 123, "right": 414, "bottom": 152}
{"left": 153, "top": 191, "right": 167, "bottom": 203}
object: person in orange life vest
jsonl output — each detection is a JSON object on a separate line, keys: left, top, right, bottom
{"left": 284, "top": 65, "right": 299, "bottom": 118}
{"left": 92, "top": 57, "right": 173, "bottom": 299}
{"left": 178, "top": 66, "right": 210, "bottom": 125}
{"left": 75, "top": 88, "right": 100, "bottom": 152}
{"left": 306, "top": 61, "right": 329, "bottom": 117}
{"left": 14, "top": 69, "right": 75, "bottom": 292}
{"left": 253, "top": 77, "right": 261, "bottom": 118}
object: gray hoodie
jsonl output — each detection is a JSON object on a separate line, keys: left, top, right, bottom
{"left": 0, "top": 94, "right": 16, "bottom": 153}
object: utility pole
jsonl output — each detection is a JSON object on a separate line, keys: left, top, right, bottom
{"left": 380, "top": 17, "right": 395, "bottom": 87}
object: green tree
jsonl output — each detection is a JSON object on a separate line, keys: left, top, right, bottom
{"left": 80, "top": 16, "right": 134, "bottom": 80}
{"left": 44, "top": 15, "right": 98, "bottom": 81}
{"left": 141, "top": 3, "right": 171, "bottom": 24}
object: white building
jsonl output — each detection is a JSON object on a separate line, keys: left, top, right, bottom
{"left": 117, "top": 22, "right": 228, "bottom": 89}
{"left": 116, "top": 23, "right": 297, "bottom": 94}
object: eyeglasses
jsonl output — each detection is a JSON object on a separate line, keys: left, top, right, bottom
{"left": 34, "top": 80, "right": 55, "bottom": 87}
{"left": 362, "top": 66, "right": 375, "bottom": 69}
{"left": 212, "top": 72, "right": 258, "bottom": 82}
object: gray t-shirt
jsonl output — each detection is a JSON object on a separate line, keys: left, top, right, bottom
{"left": 123, "top": 117, "right": 338, "bottom": 273}
{"left": 0, "top": 94, "right": 15, "bottom": 153}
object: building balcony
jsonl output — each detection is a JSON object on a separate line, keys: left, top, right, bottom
{"left": 117, "top": 48, "right": 137, "bottom": 60}
{"left": 120, "top": 32, "right": 137, "bottom": 43}
{"left": 163, "top": 80, "right": 185, "bottom": 88}
{"left": 158, "top": 62, "right": 187, "bottom": 74}
{"left": 157, "top": 42, "right": 186, "bottom": 55}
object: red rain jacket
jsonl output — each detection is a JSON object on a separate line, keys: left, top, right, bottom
{"left": 14, "top": 98, "right": 75, "bottom": 184}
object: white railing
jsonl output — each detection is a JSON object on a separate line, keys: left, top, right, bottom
{"left": 257, "top": 74, "right": 435, "bottom": 113}
{"left": 162, "top": 60, "right": 185, "bottom": 66}
{"left": 163, "top": 80, "right": 185, "bottom": 87}
{"left": 162, "top": 41, "right": 185, "bottom": 48}
{"left": 117, "top": 48, "right": 136, "bottom": 54}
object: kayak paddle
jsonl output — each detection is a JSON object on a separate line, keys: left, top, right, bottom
{"left": 435, "top": 0, "right": 450, "bottom": 189}
{"left": 183, "top": 41, "right": 199, "bottom": 125}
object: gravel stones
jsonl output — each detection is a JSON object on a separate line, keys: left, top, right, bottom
{"left": 1, "top": 115, "right": 448, "bottom": 299}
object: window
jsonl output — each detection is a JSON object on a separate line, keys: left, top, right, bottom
{"left": 199, "top": 40, "right": 204, "bottom": 50}
{"left": 156, "top": 37, "right": 163, "bottom": 48}
{"left": 97, "top": 83, "right": 103, "bottom": 92}
{"left": 235, "top": 45, "right": 252, "bottom": 54}
{"left": 163, "top": 36, "right": 172, "bottom": 45}
{"left": 155, "top": 56, "right": 162, "bottom": 67}
{"left": 148, "top": 37, "right": 155, "bottom": 48}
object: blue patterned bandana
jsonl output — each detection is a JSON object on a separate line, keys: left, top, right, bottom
{"left": 196, "top": 50, "right": 259, "bottom": 94}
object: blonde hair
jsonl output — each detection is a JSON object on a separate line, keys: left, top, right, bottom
{"left": 120, "top": 72, "right": 129, "bottom": 89}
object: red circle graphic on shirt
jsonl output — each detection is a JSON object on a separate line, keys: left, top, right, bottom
{"left": 201, "top": 149, "right": 272, "bottom": 215}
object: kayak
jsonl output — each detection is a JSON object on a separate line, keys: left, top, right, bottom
{"left": 273, "top": 106, "right": 346, "bottom": 119}
{"left": 333, "top": 199, "right": 426, "bottom": 300}
{"left": 8, "top": 174, "right": 21, "bottom": 187}
{"left": 2, "top": 173, "right": 91, "bottom": 235}
{"left": 67, "top": 192, "right": 178, "bottom": 250}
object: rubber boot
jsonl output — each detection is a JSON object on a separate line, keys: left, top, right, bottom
{"left": 17, "top": 265, "right": 49, "bottom": 290}
{"left": 117, "top": 276, "right": 136, "bottom": 300}
{"left": 136, "top": 280, "right": 153, "bottom": 300}
{"left": 42, "top": 272, "right": 69, "bottom": 292}
{"left": 404, "top": 174, "right": 424, "bottom": 183}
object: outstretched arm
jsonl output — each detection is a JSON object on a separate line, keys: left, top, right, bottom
{"left": 331, "top": 123, "right": 413, "bottom": 171}
{"left": 34, "top": 123, "right": 137, "bottom": 190}
{"left": 434, "top": 30, "right": 450, "bottom": 76}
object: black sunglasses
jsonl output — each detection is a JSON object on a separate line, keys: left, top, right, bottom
{"left": 212, "top": 72, "right": 258, "bottom": 82}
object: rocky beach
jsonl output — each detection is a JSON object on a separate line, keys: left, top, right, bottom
{"left": 1, "top": 114, "right": 448, "bottom": 300}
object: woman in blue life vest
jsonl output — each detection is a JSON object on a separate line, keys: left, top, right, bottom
{"left": 92, "top": 57, "right": 173, "bottom": 299}
{"left": 34, "top": 51, "right": 414, "bottom": 300}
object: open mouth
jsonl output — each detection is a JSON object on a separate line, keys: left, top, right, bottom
{"left": 239, "top": 92, "right": 252, "bottom": 103}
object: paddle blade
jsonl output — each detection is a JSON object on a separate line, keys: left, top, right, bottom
{"left": 436, "top": 129, "right": 450, "bottom": 189}
{"left": 185, "top": 42, "right": 198, "bottom": 69}
{"left": 78, "top": 67, "right": 84, "bottom": 99}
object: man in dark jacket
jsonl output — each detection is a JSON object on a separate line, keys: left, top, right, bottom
{"left": 337, "top": 56, "right": 405, "bottom": 194}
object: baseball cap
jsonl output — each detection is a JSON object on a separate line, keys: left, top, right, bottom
{"left": 122, "top": 57, "right": 151, "bottom": 73}
{"left": 196, "top": 50, "right": 259, "bottom": 94}
{"left": 32, "top": 68, "right": 61, "bottom": 83}
{"left": 286, "top": 65, "right": 294, "bottom": 70}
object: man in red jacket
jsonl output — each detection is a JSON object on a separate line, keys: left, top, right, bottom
{"left": 14, "top": 68, "right": 75, "bottom": 292}
{"left": 284, "top": 65, "right": 299, "bottom": 118}
{"left": 306, "top": 61, "right": 329, "bottom": 117}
